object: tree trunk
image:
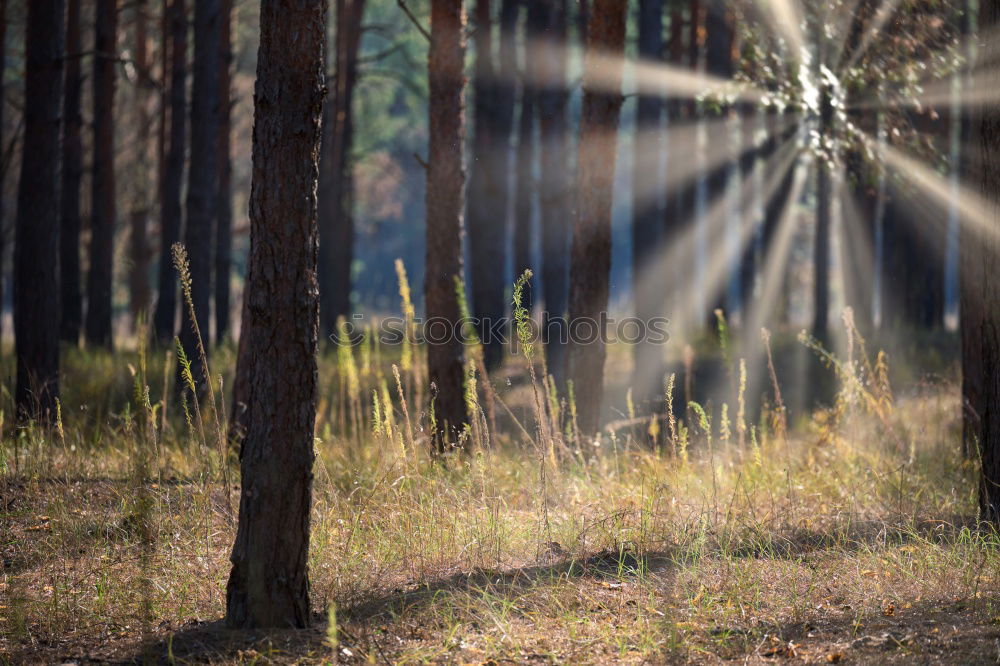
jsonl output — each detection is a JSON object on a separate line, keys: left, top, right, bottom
{"left": 86, "top": 0, "right": 118, "bottom": 349}
{"left": 960, "top": 0, "right": 980, "bottom": 458}
{"left": 669, "top": 0, "right": 702, "bottom": 335}
{"left": 512, "top": 2, "right": 536, "bottom": 313}
{"left": 703, "top": 5, "right": 734, "bottom": 323}
{"left": 630, "top": 0, "right": 664, "bottom": 405}
{"left": 537, "top": 0, "right": 571, "bottom": 386}
{"left": 425, "top": 0, "right": 468, "bottom": 450}
{"left": 318, "top": 0, "right": 364, "bottom": 340}
{"left": 812, "top": 84, "right": 833, "bottom": 344}
{"left": 61, "top": 0, "right": 83, "bottom": 345}
{"left": 179, "top": 0, "right": 220, "bottom": 385}
{"left": 15, "top": 0, "right": 65, "bottom": 420}
{"left": 566, "top": 0, "right": 627, "bottom": 437}
{"left": 968, "top": 0, "right": 1000, "bottom": 523}
{"left": 153, "top": 0, "right": 187, "bottom": 345}
{"left": 467, "top": 0, "right": 512, "bottom": 370}
{"left": 129, "top": 0, "right": 153, "bottom": 330}
{"left": 225, "top": 0, "right": 325, "bottom": 628}
{"left": 215, "top": 0, "right": 234, "bottom": 343}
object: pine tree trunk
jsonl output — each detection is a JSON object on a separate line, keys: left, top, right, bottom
{"left": 179, "top": 0, "right": 220, "bottom": 383}
{"left": 86, "top": 0, "right": 118, "bottom": 349}
{"left": 813, "top": 84, "right": 833, "bottom": 344}
{"left": 968, "top": 0, "right": 1000, "bottom": 523}
{"left": 566, "top": 0, "right": 627, "bottom": 437}
{"left": 537, "top": 0, "right": 571, "bottom": 385}
{"left": 61, "top": 0, "right": 84, "bottom": 345}
{"left": 225, "top": 0, "right": 325, "bottom": 628}
{"left": 153, "top": 0, "right": 187, "bottom": 345}
{"left": 468, "top": 0, "right": 512, "bottom": 370}
{"left": 703, "top": 5, "right": 734, "bottom": 323}
{"left": 425, "top": 0, "right": 468, "bottom": 450}
{"left": 318, "top": 0, "right": 364, "bottom": 339}
{"left": 15, "top": 0, "right": 65, "bottom": 420}
{"left": 215, "top": 0, "right": 234, "bottom": 343}
{"left": 129, "top": 0, "right": 153, "bottom": 330}
{"left": 630, "top": 0, "right": 664, "bottom": 405}
{"left": 512, "top": 84, "right": 534, "bottom": 310}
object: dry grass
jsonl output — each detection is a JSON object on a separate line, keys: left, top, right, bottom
{"left": 2, "top": 331, "right": 1000, "bottom": 664}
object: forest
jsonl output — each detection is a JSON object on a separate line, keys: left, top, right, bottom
{"left": 3, "top": 0, "right": 1000, "bottom": 662}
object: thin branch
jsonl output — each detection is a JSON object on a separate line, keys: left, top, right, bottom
{"left": 396, "top": 0, "right": 431, "bottom": 43}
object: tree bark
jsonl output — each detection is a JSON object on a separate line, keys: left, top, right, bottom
{"left": 15, "top": 0, "right": 65, "bottom": 420}
{"left": 153, "top": 0, "right": 187, "bottom": 345}
{"left": 467, "top": 0, "right": 512, "bottom": 370}
{"left": 225, "top": 0, "right": 325, "bottom": 628}
{"left": 318, "top": 0, "right": 365, "bottom": 340}
{"left": 215, "top": 0, "right": 234, "bottom": 343}
{"left": 425, "top": 0, "right": 468, "bottom": 450}
{"left": 179, "top": 0, "right": 220, "bottom": 385}
{"left": 86, "top": 0, "right": 118, "bottom": 349}
{"left": 968, "top": 0, "right": 1000, "bottom": 523}
{"left": 565, "top": 0, "right": 627, "bottom": 437}
{"left": 630, "top": 0, "right": 664, "bottom": 405}
{"left": 537, "top": 0, "right": 571, "bottom": 385}
{"left": 61, "top": 0, "right": 83, "bottom": 345}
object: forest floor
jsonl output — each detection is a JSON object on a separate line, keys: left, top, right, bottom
{"left": 3, "top": 341, "right": 1000, "bottom": 664}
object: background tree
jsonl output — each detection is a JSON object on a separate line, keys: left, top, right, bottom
{"left": 225, "top": 0, "right": 325, "bottom": 628}
{"left": 512, "top": 0, "right": 538, "bottom": 314}
{"left": 128, "top": 0, "right": 153, "bottom": 330}
{"left": 153, "top": 0, "right": 187, "bottom": 345}
{"left": 319, "top": 0, "right": 365, "bottom": 339}
{"left": 86, "top": 0, "right": 118, "bottom": 349}
{"left": 179, "top": 0, "right": 220, "bottom": 384}
{"left": 215, "top": 0, "right": 234, "bottom": 343}
{"left": 966, "top": 0, "right": 1000, "bottom": 522}
{"left": 566, "top": 0, "right": 627, "bottom": 437}
{"left": 425, "top": 0, "right": 469, "bottom": 450}
{"left": 630, "top": 0, "right": 664, "bottom": 404}
{"left": 61, "top": 0, "right": 83, "bottom": 345}
{"left": 15, "top": 0, "right": 65, "bottom": 419}
{"left": 468, "top": 0, "right": 513, "bottom": 369}
{"left": 537, "top": 0, "right": 571, "bottom": 385}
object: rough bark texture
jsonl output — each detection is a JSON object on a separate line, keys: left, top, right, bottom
{"left": 153, "top": 0, "right": 187, "bottom": 345}
{"left": 969, "top": 0, "right": 1000, "bottom": 523}
{"left": 86, "top": 0, "right": 118, "bottom": 349}
{"left": 537, "top": 0, "right": 571, "bottom": 385}
{"left": 425, "top": 0, "right": 468, "bottom": 450}
{"left": 630, "top": 0, "right": 664, "bottom": 404}
{"left": 215, "top": 0, "right": 234, "bottom": 343}
{"left": 179, "top": 0, "right": 220, "bottom": 385}
{"left": 566, "top": 0, "right": 627, "bottom": 437}
{"left": 318, "top": 0, "right": 364, "bottom": 340}
{"left": 61, "top": 0, "right": 83, "bottom": 346}
{"left": 225, "top": 0, "right": 325, "bottom": 628}
{"left": 467, "top": 0, "right": 513, "bottom": 370}
{"left": 15, "top": 0, "right": 65, "bottom": 420}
